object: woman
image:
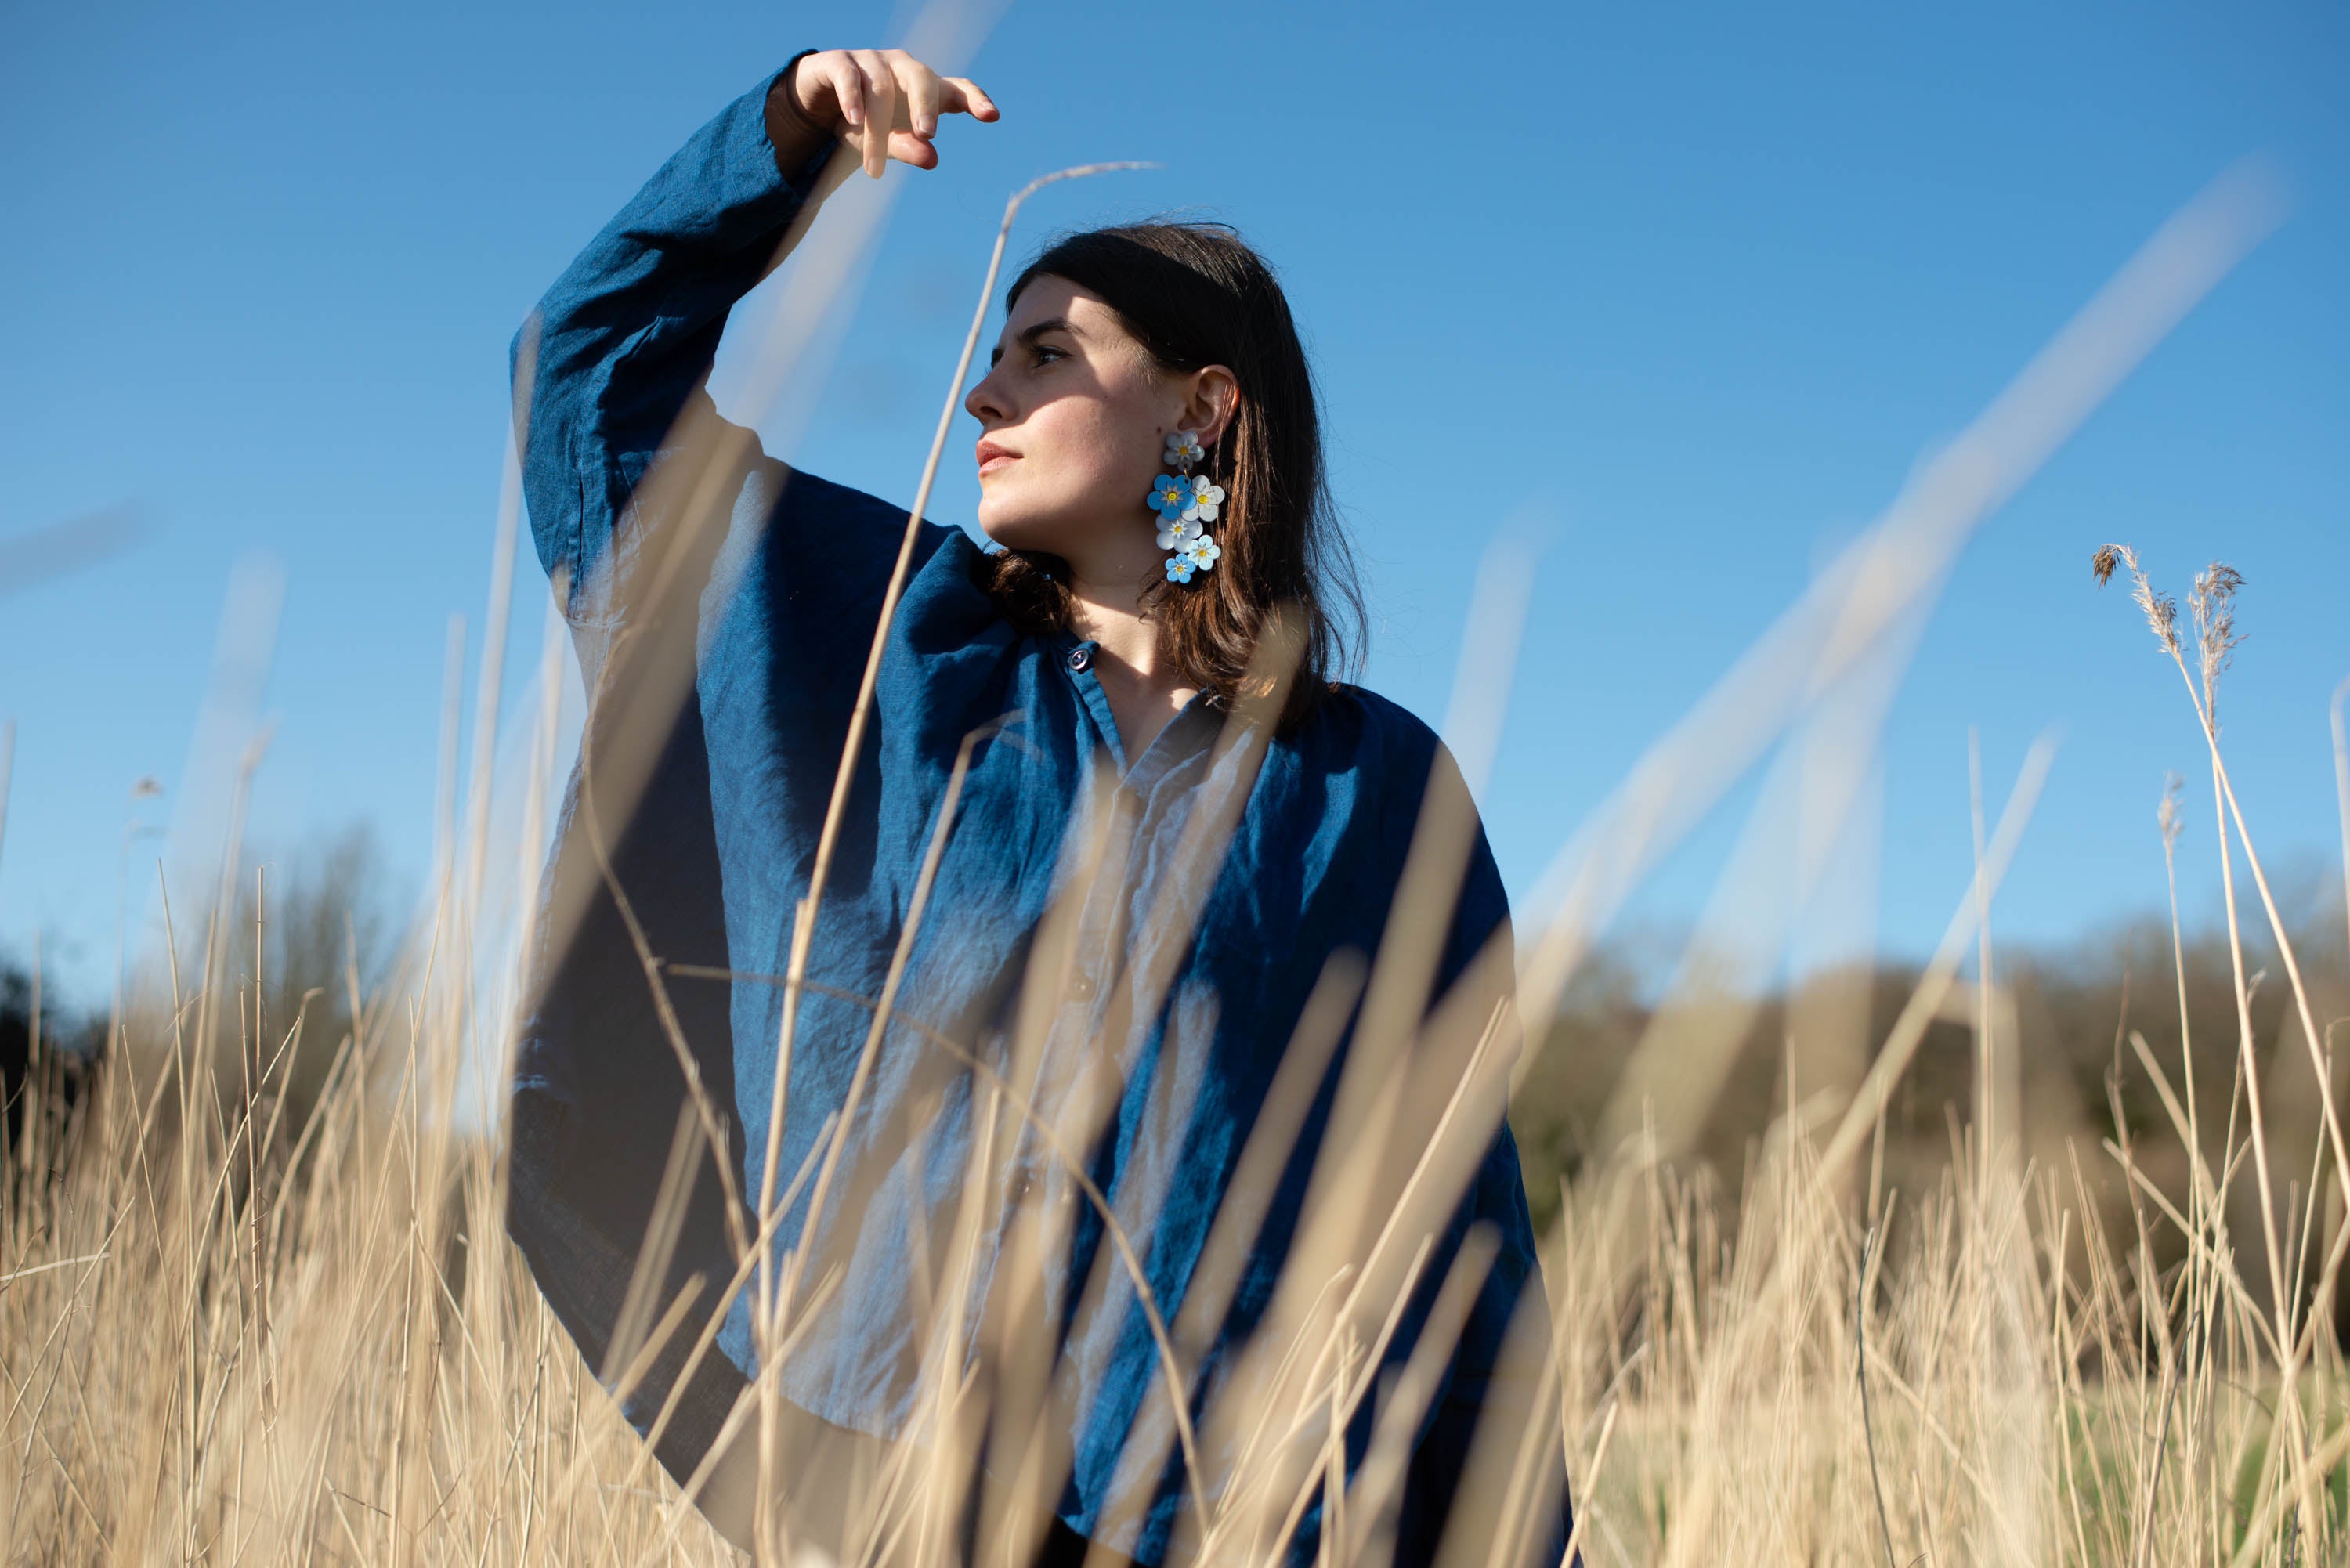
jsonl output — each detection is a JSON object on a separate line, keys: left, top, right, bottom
{"left": 504, "top": 45, "right": 1571, "bottom": 1568}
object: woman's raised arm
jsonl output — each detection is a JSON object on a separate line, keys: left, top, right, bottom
{"left": 512, "top": 50, "right": 996, "bottom": 623}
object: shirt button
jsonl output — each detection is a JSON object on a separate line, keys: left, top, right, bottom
{"left": 1067, "top": 645, "right": 1091, "bottom": 672}
{"left": 1068, "top": 971, "right": 1097, "bottom": 1001}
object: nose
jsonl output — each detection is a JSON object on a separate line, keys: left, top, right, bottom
{"left": 964, "top": 364, "right": 1009, "bottom": 425}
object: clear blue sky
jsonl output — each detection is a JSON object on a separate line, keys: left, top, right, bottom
{"left": 4, "top": 0, "right": 2346, "bottom": 1003}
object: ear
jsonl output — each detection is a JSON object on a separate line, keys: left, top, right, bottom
{"left": 1180, "top": 366, "right": 1242, "bottom": 450}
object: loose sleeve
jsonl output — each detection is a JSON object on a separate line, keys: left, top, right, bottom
{"left": 512, "top": 64, "right": 838, "bottom": 629}
{"left": 1397, "top": 797, "right": 1575, "bottom": 1566}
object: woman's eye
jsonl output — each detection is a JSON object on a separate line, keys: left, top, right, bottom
{"left": 1032, "top": 343, "right": 1066, "bottom": 365}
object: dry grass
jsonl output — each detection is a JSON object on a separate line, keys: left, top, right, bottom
{"left": 1, "top": 68, "right": 2341, "bottom": 1568}
{"left": 7, "top": 782, "right": 2349, "bottom": 1568}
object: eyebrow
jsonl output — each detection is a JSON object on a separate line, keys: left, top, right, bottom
{"left": 989, "top": 315, "right": 1079, "bottom": 367}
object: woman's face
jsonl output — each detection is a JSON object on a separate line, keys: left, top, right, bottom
{"left": 964, "top": 276, "right": 1231, "bottom": 581}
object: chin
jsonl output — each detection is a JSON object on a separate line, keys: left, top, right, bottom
{"left": 975, "top": 504, "right": 1072, "bottom": 560}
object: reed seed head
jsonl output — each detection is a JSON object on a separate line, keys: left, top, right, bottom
{"left": 2092, "top": 542, "right": 2181, "bottom": 659}
{"left": 2189, "top": 561, "right": 2246, "bottom": 698}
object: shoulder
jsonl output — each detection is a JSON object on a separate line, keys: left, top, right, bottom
{"left": 770, "top": 463, "right": 938, "bottom": 538}
{"left": 762, "top": 462, "right": 985, "bottom": 587}
{"left": 1291, "top": 683, "right": 1506, "bottom": 892}
{"left": 724, "top": 459, "right": 1007, "bottom": 656}
{"left": 1288, "top": 682, "right": 1451, "bottom": 782}
{"left": 1332, "top": 684, "right": 1440, "bottom": 747}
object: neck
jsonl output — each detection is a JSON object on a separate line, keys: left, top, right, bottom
{"left": 1062, "top": 567, "right": 1204, "bottom": 766}
{"left": 1065, "top": 572, "right": 1169, "bottom": 680}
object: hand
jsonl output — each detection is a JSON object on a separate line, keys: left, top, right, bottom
{"left": 786, "top": 48, "right": 1000, "bottom": 180}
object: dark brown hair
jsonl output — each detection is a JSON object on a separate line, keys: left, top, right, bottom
{"left": 981, "top": 222, "right": 1364, "bottom": 732}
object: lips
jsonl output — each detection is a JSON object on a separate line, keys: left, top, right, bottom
{"left": 975, "top": 440, "right": 1016, "bottom": 475}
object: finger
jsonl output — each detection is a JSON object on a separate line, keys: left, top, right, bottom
{"left": 941, "top": 76, "right": 1000, "bottom": 122}
{"left": 851, "top": 49, "right": 895, "bottom": 178}
{"left": 819, "top": 52, "right": 865, "bottom": 132}
{"left": 896, "top": 54, "right": 942, "bottom": 141}
{"left": 887, "top": 129, "right": 938, "bottom": 170}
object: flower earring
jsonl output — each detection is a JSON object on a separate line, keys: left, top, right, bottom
{"left": 1147, "top": 429, "right": 1224, "bottom": 583}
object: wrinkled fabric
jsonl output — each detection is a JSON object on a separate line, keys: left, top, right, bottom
{"left": 502, "top": 66, "right": 1569, "bottom": 1568}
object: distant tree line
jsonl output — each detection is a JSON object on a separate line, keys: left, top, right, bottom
{"left": 2, "top": 823, "right": 398, "bottom": 1194}
{"left": 0, "top": 961, "right": 104, "bottom": 1186}
{"left": 12, "top": 826, "right": 2347, "bottom": 1340}
{"left": 1512, "top": 869, "right": 2350, "bottom": 1331}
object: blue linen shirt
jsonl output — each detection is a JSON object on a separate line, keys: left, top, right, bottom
{"left": 503, "top": 67, "right": 1567, "bottom": 1568}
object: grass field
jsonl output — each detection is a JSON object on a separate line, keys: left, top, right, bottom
{"left": 6, "top": 829, "right": 2348, "bottom": 1567}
